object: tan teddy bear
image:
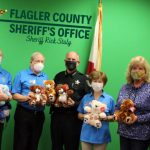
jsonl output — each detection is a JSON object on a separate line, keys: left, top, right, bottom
{"left": 114, "top": 99, "right": 136, "bottom": 124}
{"left": 44, "top": 80, "right": 56, "bottom": 105}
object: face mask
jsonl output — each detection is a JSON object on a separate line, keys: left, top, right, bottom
{"left": 34, "top": 63, "right": 44, "bottom": 72}
{"left": 91, "top": 82, "right": 103, "bottom": 92}
{"left": 131, "top": 71, "right": 145, "bottom": 80}
{"left": 65, "top": 61, "right": 76, "bottom": 71}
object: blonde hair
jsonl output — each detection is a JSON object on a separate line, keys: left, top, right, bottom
{"left": 89, "top": 71, "right": 108, "bottom": 86}
{"left": 30, "top": 52, "right": 44, "bottom": 62}
{"left": 126, "top": 56, "right": 150, "bottom": 83}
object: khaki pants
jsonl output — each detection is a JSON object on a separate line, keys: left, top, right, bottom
{"left": 81, "top": 141, "right": 107, "bottom": 150}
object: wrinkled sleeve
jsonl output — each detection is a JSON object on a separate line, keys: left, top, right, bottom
{"left": 109, "top": 97, "right": 115, "bottom": 115}
{"left": 7, "top": 73, "right": 12, "bottom": 91}
{"left": 77, "top": 96, "right": 85, "bottom": 114}
{"left": 12, "top": 72, "right": 21, "bottom": 94}
{"left": 137, "top": 113, "right": 150, "bottom": 123}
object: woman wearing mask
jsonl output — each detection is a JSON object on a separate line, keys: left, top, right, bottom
{"left": 12, "top": 52, "right": 48, "bottom": 150}
{"left": 0, "top": 50, "right": 12, "bottom": 150}
{"left": 77, "top": 71, "right": 115, "bottom": 150}
{"left": 116, "top": 56, "right": 150, "bottom": 150}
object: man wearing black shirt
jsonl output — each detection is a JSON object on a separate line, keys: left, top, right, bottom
{"left": 50, "top": 51, "right": 90, "bottom": 150}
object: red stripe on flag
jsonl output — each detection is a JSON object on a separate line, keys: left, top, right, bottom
{"left": 87, "top": 61, "right": 95, "bottom": 75}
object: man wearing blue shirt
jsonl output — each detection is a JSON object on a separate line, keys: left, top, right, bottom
{"left": 12, "top": 52, "right": 48, "bottom": 150}
{"left": 0, "top": 49, "right": 12, "bottom": 150}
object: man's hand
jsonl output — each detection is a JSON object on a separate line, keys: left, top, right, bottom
{"left": 0, "top": 92, "right": 9, "bottom": 101}
{"left": 67, "top": 98, "right": 75, "bottom": 106}
{"left": 28, "top": 92, "right": 34, "bottom": 99}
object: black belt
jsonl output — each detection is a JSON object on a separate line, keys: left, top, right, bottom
{"left": 17, "top": 104, "right": 43, "bottom": 115}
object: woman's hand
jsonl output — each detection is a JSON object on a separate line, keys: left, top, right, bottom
{"left": 125, "top": 115, "right": 138, "bottom": 125}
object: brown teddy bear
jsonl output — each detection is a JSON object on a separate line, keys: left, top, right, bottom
{"left": 29, "top": 85, "right": 47, "bottom": 106}
{"left": 54, "top": 84, "right": 74, "bottom": 107}
{"left": 44, "top": 80, "right": 56, "bottom": 105}
{"left": 114, "top": 99, "right": 136, "bottom": 124}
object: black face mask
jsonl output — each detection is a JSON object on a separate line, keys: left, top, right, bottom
{"left": 65, "top": 61, "right": 77, "bottom": 71}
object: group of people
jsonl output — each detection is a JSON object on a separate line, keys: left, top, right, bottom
{"left": 0, "top": 49, "right": 150, "bottom": 150}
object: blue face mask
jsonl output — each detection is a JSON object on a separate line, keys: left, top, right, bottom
{"left": 65, "top": 61, "right": 76, "bottom": 71}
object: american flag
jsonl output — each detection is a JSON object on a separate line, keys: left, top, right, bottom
{"left": 87, "top": 2, "right": 102, "bottom": 74}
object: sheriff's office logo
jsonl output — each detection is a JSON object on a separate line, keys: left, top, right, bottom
{"left": 29, "top": 80, "right": 36, "bottom": 85}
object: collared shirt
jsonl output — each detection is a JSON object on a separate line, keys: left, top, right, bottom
{"left": 116, "top": 82, "right": 150, "bottom": 140}
{"left": 77, "top": 92, "right": 115, "bottom": 144}
{"left": 0, "top": 65, "right": 12, "bottom": 121}
{"left": 12, "top": 68, "right": 48, "bottom": 111}
{"left": 0, "top": 65, "right": 12, "bottom": 90}
{"left": 50, "top": 70, "right": 90, "bottom": 113}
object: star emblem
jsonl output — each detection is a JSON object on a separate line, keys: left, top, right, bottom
{"left": 75, "top": 80, "right": 80, "bottom": 85}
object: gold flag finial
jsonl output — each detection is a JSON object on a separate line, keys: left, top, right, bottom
{"left": 99, "top": 0, "right": 102, "bottom": 7}
{"left": 0, "top": 9, "right": 7, "bottom": 15}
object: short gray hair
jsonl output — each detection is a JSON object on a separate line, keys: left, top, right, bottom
{"left": 30, "top": 52, "right": 44, "bottom": 62}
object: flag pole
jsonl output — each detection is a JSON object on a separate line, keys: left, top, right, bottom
{"left": 96, "top": 0, "right": 102, "bottom": 71}
{"left": 86, "top": 0, "right": 103, "bottom": 74}
{"left": 99, "top": 0, "right": 102, "bottom": 6}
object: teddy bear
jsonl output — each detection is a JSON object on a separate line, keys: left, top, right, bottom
{"left": 29, "top": 85, "right": 47, "bottom": 106}
{"left": 84, "top": 112, "right": 102, "bottom": 128}
{"left": 83, "top": 100, "right": 107, "bottom": 128}
{"left": 44, "top": 80, "right": 56, "bottom": 105}
{"left": 0, "top": 84, "right": 11, "bottom": 106}
{"left": 54, "top": 84, "right": 74, "bottom": 107}
{"left": 114, "top": 99, "right": 136, "bottom": 124}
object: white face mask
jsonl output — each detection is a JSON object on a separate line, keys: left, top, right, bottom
{"left": 91, "top": 82, "right": 103, "bottom": 92}
{"left": 33, "top": 63, "right": 44, "bottom": 72}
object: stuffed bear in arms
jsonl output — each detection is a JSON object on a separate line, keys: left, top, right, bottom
{"left": 54, "top": 84, "right": 74, "bottom": 107}
{"left": 0, "top": 84, "right": 12, "bottom": 122}
{"left": 84, "top": 100, "right": 107, "bottom": 128}
{"left": 28, "top": 85, "right": 47, "bottom": 106}
{"left": 44, "top": 80, "right": 56, "bottom": 105}
{"left": 114, "top": 99, "right": 136, "bottom": 124}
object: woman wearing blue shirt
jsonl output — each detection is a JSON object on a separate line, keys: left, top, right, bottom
{"left": 77, "top": 71, "right": 115, "bottom": 150}
{"left": 0, "top": 50, "right": 12, "bottom": 150}
{"left": 116, "top": 56, "right": 150, "bottom": 150}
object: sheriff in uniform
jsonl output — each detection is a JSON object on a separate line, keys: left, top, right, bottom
{"left": 50, "top": 51, "right": 90, "bottom": 150}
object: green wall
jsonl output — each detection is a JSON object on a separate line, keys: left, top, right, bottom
{"left": 0, "top": 0, "right": 150, "bottom": 150}
{"left": 102, "top": 0, "right": 150, "bottom": 150}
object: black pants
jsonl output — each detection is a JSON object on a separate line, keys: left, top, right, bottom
{"left": 0, "top": 123, "right": 3, "bottom": 150}
{"left": 13, "top": 105, "right": 45, "bottom": 150}
{"left": 120, "top": 136, "right": 150, "bottom": 150}
{"left": 50, "top": 112, "right": 82, "bottom": 150}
